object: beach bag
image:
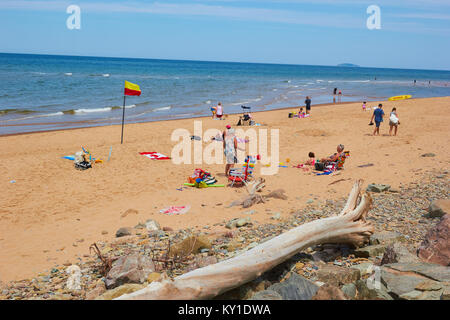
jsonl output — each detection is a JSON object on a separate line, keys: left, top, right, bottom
{"left": 75, "top": 161, "right": 91, "bottom": 171}
{"left": 390, "top": 113, "right": 399, "bottom": 124}
{"left": 314, "top": 162, "right": 325, "bottom": 171}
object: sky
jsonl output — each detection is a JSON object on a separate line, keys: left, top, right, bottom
{"left": 0, "top": 0, "right": 449, "bottom": 70}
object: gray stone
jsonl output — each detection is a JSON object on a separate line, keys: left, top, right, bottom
{"left": 354, "top": 244, "right": 387, "bottom": 258}
{"left": 366, "top": 184, "right": 391, "bottom": 193}
{"left": 351, "top": 262, "right": 375, "bottom": 276}
{"left": 421, "top": 153, "right": 436, "bottom": 157}
{"left": 268, "top": 273, "right": 319, "bottom": 300}
{"left": 105, "top": 254, "right": 155, "bottom": 289}
{"left": 383, "top": 262, "right": 450, "bottom": 282}
{"left": 249, "top": 290, "right": 283, "bottom": 300}
{"left": 226, "top": 217, "right": 251, "bottom": 229}
{"left": 418, "top": 214, "right": 450, "bottom": 266}
{"left": 317, "top": 265, "right": 360, "bottom": 287}
{"left": 144, "top": 219, "right": 161, "bottom": 231}
{"left": 399, "top": 289, "right": 443, "bottom": 300}
{"left": 115, "top": 227, "right": 132, "bottom": 238}
{"left": 341, "top": 283, "right": 357, "bottom": 299}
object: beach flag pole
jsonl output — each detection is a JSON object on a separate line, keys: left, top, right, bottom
{"left": 121, "top": 95, "right": 126, "bottom": 144}
{"left": 121, "top": 81, "right": 141, "bottom": 144}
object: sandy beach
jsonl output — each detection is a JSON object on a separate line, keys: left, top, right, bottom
{"left": 1, "top": 96, "right": 449, "bottom": 283}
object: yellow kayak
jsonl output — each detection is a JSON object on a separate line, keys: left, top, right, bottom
{"left": 388, "top": 95, "right": 412, "bottom": 101}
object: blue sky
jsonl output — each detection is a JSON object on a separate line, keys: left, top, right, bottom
{"left": 0, "top": 0, "right": 449, "bottom": 70}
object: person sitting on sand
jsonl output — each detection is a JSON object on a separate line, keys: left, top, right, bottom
{"left": 298, "top": 107, "right": 305, "bottom": 118}
{"left": 224, "top": 128, "right": 238, "bottom": 176}
{"left": 370, "top": 104, "right": 384, "bottom": 136}
{"left": 389, "top": 107, "right": 400, "bottom": 136}
{"left": 319, "top": 144, "right": 344, "bottom": 164}
{"left": 305, "top": 152, "right": 315, "bottom": 166}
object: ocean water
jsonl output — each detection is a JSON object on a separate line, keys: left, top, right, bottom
{"left": 1, "top": 53, "right": 450, "bottom": 135}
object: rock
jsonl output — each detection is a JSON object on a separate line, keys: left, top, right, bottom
{"left": 105, "top": 254, "right": 155, "bottom": 289}
{"left": 383, "top": 262, "right": 450, "bottom": 282}
{"left": 317, "top": 265, "right": 360, "bottom": 287}
{"left": 249, "top": 290, "right": 283, "bottom": 300}
{"left": 96, "top": 284, "right": 145, "bottom": 300}
{"left": 425, "top": 199, "right": 450, "bottom": 218}
{"left": 217, "top": 279, "right": 269, "bottom": 300}
{"left": 115, "top": 227, "right": 132, "bottom": 238}
{"left": 443, "top": 285, "right": 450, "bottom": 300}
{"left": 366, "top": 183, "right": 390, "bottom": 193}
{"left": 418, "top": 214, "right": 450, "bottom": 266}
{"left": 369, "top": 231, "right": 405, "bottom": 245}
{"left": 162, "top": 227, "right": 173, "bottom": 232}
{"left": 144, "top": 219, "right": 161, "bottom": 232}
{"left": 226, "top": 217, "right": 251, "bottom": 229}
{"left": 311, "top": 284, "right": 347, "bottom": 300}
{"left": 354, "top": 244, "right": 387, "bottom": 258}
{"left": 65, "top": 265, "right": 81, "bottom": 291}
{"left": 415, "top": 280, "right": 444, "bottom": 291}
{"left": 341, "top": 283, "right": 357, "bottom": 299}
{"left": 387, "top": 243, "right": 419, "bottom": 264}
{"left": 381, "top": 262, "right": 450, "bottom": 298}
{"left": 399, "top": 289, "right": 443, "bottom": 300}
{"left": 268, "top": 273, "right": 319, "bottom": 300}
{"left": 380, "top": 245, "right": 398, "bottom": 265}
{"left": 146, "top": 272, "right": 161, "bottom": 283}
{"left": 421, "top": 153, "right": 436, "bottom": 157}
{"left": 168, "top": 235, "right": 212, "bottom": 257}
{"left": 356, "top": 279, "right": 393, "bottom": 300}
{"left": 351, "top": 262, "right": 375, "bottom": 276}
{"left": 85, "top": 281, "right": 106, "bottom": 300}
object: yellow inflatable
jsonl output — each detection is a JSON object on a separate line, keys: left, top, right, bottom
{"left": 388, "top": 95, "right": 412, "bottom": 101}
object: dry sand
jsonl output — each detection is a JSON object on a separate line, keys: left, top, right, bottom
{"left": 1, "top": 96, "right": 449, "bottom": 282}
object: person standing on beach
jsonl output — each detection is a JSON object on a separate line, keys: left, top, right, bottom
{"left": 216, "top": 102, "right": 224, "bottom": 120}
{"left": 338, "top": 90, "right": 342, "bottom": 102}
{"left": 224, "top": 128, "right": 238, "bottom": 176}
{"left": 305, "top": 96, "right": 312, "bottom": 114}
{"left": 333, "top": 88, "right": 337, "bottom": 96}
{"left": 370, "top": 104, "right": 384, "bottom": 136}
{"left": 210, "top": 105, "right": 216, "bottom": 119}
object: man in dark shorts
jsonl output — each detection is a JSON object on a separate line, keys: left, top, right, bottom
{"left": 370, "top": 104, "right": 384, "bottom": 136}
{"left": 305, "top": 96, "right": 311, "bottom": 114}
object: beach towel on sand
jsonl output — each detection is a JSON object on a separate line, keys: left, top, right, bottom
{"left": 139, "top": 152, "right": 171, "bottom": 160}
{"left": 160, "top": 205, "right": 191, "bottom": 215}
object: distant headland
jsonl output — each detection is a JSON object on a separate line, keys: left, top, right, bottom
{"left": 337, "top": 63, "right": 360, "bottom": 67}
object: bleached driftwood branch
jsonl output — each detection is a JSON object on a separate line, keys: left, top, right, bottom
{"left": 116, "top": 180, "right": 373, "bottom": 300}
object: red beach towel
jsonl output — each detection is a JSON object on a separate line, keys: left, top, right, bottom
{"left": 139, "top": 152, "right": 171, "bottom": 160}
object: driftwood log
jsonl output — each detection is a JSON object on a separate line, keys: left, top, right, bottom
{"left": 116, "top": 180, "right": 373, "bottom": 300}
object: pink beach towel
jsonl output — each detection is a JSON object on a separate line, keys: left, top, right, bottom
{"left": 139, "top": 152, "right": 171, "bottom": 160}
{"left": 160, "top": 205, "right": 191, "bottom": 215}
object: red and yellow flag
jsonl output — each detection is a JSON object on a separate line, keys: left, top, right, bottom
{"left": 124, "top": 81, "right": 141, "bottom": 96}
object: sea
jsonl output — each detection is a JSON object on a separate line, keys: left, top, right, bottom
{"left": 1, "top": 53, "right": 450, "bottom": 135}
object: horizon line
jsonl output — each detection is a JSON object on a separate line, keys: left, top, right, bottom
{"left": 1, "top": 51, "right": 450, "bottom": 73}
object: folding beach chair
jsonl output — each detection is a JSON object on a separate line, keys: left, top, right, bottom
{"left": 228, "top": 155, "right": 257, "bottom": 187}
{"left": 237, "top": 105, "right": 252, "bottom": 126}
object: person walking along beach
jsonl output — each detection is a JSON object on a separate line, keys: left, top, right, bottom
{"left": 389, "top": 107, "right": 400, "bottom": 136}
{"left": 370, "top": 103, "right": 384, "bottom": 136}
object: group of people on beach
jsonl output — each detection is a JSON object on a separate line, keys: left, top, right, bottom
{"left": 210, "top": 102, "right": 224, "bottom": 119}
{"left": 369, "top": 103, "right": 400, "bottom": 136}
{"left": 333, "top": 88, "right": 342, "bottom": 103}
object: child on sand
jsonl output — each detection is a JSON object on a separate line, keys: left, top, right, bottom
{"left": 305, "top": 152, "right": 315, "bottom": 166}
{"left": 298, "top": 107, "right": 305, "bottom": 118}
{"left": 362, "top": 101, "right": 366, "bottom": 111}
